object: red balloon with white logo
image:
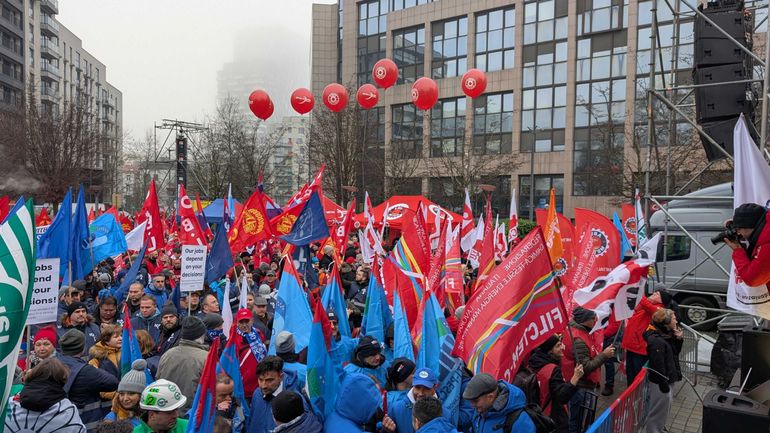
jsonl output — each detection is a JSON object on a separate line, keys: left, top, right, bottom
{"left": 356, "top": 84, "right": 379, "bottom": 110}
{"left": 372, "top": 58, "right": 398, "bottom": 89}
{"left": 290, "top": 88, "right": 315, "bottom": 115}
{"left": 322, "top": 83, "right": 349, "bottom": 112}
{"left": 461, "top": 69, "right": 487, "bottom": 98}
{"left": 411, "top": 77, "right": 439, "bottom": 110}
{"left": 248, "top": 90, "right": 273, "bottom": 120}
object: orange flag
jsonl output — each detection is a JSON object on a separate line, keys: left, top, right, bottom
{"left": 228, "top": 188, "right": 272, "bottom": 253}
{"left": 543, "top": 188, "right": 563, "bottom": 266}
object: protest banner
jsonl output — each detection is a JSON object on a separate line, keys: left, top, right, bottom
{"left": 180, "top": 245, "right": 207, "bottom": 292}
{"left": 453, "top": 227, "right": 567, "bottom": 381}
{"left": 35, "top": 225, "right": 49, "bottom": 243}
{"left": 27, "top": 259, "right": 60, "bottom": 325}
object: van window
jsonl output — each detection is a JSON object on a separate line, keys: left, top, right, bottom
{"left": 657, "top": 235, "right": 691, "bottom": 261}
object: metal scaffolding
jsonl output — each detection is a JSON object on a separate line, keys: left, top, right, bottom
{"left": 644, "top": 0, "right": 770, "bottom": 327}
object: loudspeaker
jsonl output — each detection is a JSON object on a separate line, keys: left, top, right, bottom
{"left": 695, "top": 37, "right": 748, "bottom": 67}
{"left": 742, "top": 326, "right": 770, "bottom": 391}
{"left": 702, "top": 390, "right": 770, "bottom": 433}
{"left": 695, "top": 10, "right": 747, "bottom": 40}
{"left": 699, "top": 118, "right": 739, "bottom": 161}
{"left": 695, "top": 64, "right": 751, "bottom": 122}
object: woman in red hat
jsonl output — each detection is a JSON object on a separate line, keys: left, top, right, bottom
{"left": 25, "top": 326, "right": 58, "bottom": 370}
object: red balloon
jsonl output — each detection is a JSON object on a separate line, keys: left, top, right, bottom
{"left": 372, "top": 58, "right": 398, "bottom": 89}
{"left": 356, "top": 84, "right": 379, "bottom": 110}
{"left": 411, "top": 77, "right": 439, "bottom": 111}
{"left": 248, "top": 90, "right": 273, "bottom": 120}
{"left": 290, "top": 88, "right": 315, "bottom": 115}
{"left": 322, "top": 83, "right": 349, "bottom": 112}
{"left": 461, "top": 69, "right": 487, "bottom": 98}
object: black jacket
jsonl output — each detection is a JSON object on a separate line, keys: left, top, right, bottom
{"left": 528, "top": 350, "right": 578, "bottom": 433}
{"left": 643, "top": 325, "right": 683, "bottom": 393}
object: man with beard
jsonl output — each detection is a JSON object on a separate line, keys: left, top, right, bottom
{"left": 57, "top": 302, "right": 101, "bottom": 353}
{"left": 155, "top": 304, "right": 181, "bottom": 356}
{"left": 125, "top": 282, "right": 144, "bottom": 317}
{"left": 252, "top": 296, "right": 273, "bottom": 342}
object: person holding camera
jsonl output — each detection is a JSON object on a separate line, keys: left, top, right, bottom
{"left": 722, "top": 203, "right": 770, "bottom": 288}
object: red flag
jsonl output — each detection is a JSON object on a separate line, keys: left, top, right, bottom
{"left": 444, "top": 225, "right": 463, "bottom": 294}
{"left": 105, "top": 206, "right": 119, "bottom": 219}
{"left": 563, "top": 222, "right": 598, "bottom": 313}
{"left": 383, "top": 256, "right": 420, "bottom": 331}
{"left": 333, "top": 198, "right": 356, "bottom": 254}
{"left": 177, "top": 185, "right": 207, "bottom": 246}
{"left": 36, "top": 207, "right": 52, "bottom": 226}
{"left": 87, "top": 208, "right": 96, "bottom": 224}
{"left": 621, "top": 203, "right": 637, "bottom": 248}
{"left": 426, "top": 218, "right": 448, "bottom": 306}
{"left": 398, "top": 207, "right": 431, "bottom": 278}
{"left": 119, "top": 214, "right": 134, "bottom": 233}
{"left": 271, "top": 167, "right": 325, "bottom": 236}
{"left": 228, "top": 188, "right": 272, "bottom": 254}
{"left": 136, "top": 180, "right": 165, "bottom": 252}
{"left": 475, "top": 196, "right": 495, "bottom": 291}
{"left": 574, "top": 208, "right": 621, "bottom": 276}
{"left": 460, "top": 189, "right": 475, "bottom": 252}
{"left": 0, "top": 196, "right": 8, "bottom": 221}
{"left": 453, "top": 227, "right": 568, "bottom": 380}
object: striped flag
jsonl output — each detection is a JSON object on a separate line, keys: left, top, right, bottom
{"left": 0, "top": 198, "right": 35, "bottom": 418}
{"left": 186, "top": 342, "right": 219, "bottom": 433}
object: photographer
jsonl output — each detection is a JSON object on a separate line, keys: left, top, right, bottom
{"left": 722, "top": 203, "right": 770, "bottom": 287}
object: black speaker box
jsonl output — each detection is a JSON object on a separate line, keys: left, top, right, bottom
{"left": 695, "top": 37, "right": 748, "bottom": 67}
{"left": 695, "top": 64, "right": 751, "bottom": 122}
{"left": 699, "top": 117, "right": 739, "bottom": 161}
{"left": 702, "top": 390, "right": 770, "bottom": 433}
{"left": 696, "top": 10, "right": 747, "bottom": 40}
{"left": 742, "top": 326, "right": 770, "bottom": 391}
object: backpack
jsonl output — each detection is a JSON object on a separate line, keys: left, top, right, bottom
{"left": 513, "top": 366, "right": 541, "bottom": 406}
{"left": 502, "top": 404, "right": 557, "bottom": 433}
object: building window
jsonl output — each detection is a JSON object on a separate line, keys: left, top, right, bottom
{"left": 393, "top": 25, "right": 425, "bottom": 84}
{"left": 392, "top": 177, "right": 423, "bottom": 195}
{"left": 431, "top": 16, "right": 468, "bottom": 79}
{"left": 428, "top": 177, "right": 463, "bottom": 211}
{"left": 392, "top": 103, "right": 424, "bottom": 159}
{"left": 392, "top": 0, "right": 433, "bottom": 10}
{"left": 357, "top": 0, "right": 388, "bottom": 87}
{"left": 521, "top": 41, "right": 568, "bottom": 152}
{"left": 524, "top": 0, "right": 568, "bottom": 45}
{"left": 518, "top": 174, "right": 564, "bottom": 218}
{"left": 430, "top": 97, "right": 466, "bottom": 157}
{"left": 577, "top": 0, "right": 629, "bottom": 35}
{"left": 475, "top": 7, "right": 515, "bottom": 72}
{"left": 473, "top": 92, "right": 513, "bottom": 155}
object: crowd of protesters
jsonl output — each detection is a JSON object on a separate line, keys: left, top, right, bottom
{"left": 4, "top": 232, "right": 684, "bottom": 433}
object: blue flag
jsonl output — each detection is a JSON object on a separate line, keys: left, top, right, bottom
{"left": 218, "top": 326, "right": 249, "bottom": 412}
{"left": 223, "top": 183, "right": 234, "bottom": 231}
{"left": 307, "top": 301, "right": 340, "bottom": 421}
{"left": 205, "top": 223, "right": 234, "bottom": 284}
{"left": 293, "top": 245, "right": 319, "bottom": 290}
{"left": 613, "top": 212, "right": 633, "bottom": 260}
{"left": 120, "top": 303, "right": 152, "bottom": 382}
{"left": 417, "top": 292, "right": 447, "bottom": 376}
{"left": 38, "top": 188, "right": 72, "bottom": 279}
{"left": 69, "top": 186, "right": 90, "bottom": 281}
{"left": 361, "top": 271, "right": 392, "bottom": 342}
{"left": 85, "top": 214, "right": 128, "bottom": 268}
{"left": 393, "top": 290, "right": 415, "bottom": 362}
{"left": 281, "top": 191, "right": 330, "bottom": 246}
{"left": 321, "top": 269, "right": 351, "bottom": 338}
{"left": 114, "top": 243, "right": 147, "bottom": 304}
{"left": 268, "top": 259, "right": 313, "bottom": 354}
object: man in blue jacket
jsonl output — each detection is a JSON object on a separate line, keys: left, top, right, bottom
{"left": 144, "top": 273, "right": 169, "bottom": 308}
{"left": 247, "top": 356, "right": 307, "bottom": 433}
{"left": 413, "top": 396, "right": 460, "bottom": 433}
{"left": 324, "top": 373, "right": 382, "bottom": 433}
{"left": 382, "top": 367, "right": 441, "bottom": 433}
{"left": 462, "top": 373, "right": 535, "bottom": 433}
{"left": 130, "top": 295, "right": 162, "bottom": 343}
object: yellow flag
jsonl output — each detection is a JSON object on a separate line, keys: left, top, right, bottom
{"left": 543, "top": 188, "right": 563, "bottom": 265}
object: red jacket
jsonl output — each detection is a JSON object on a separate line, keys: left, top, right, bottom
{"left": 235, "top": 333, "right": 261, "bottom": 398}
{"left": 621, "top": 296, "right": 662, "bottom": 355}
{"left": 732, "top": 212, "right": 770, "bottom": 288}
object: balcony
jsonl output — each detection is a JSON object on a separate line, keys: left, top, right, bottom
{"left": 40, "top": 16, "right": 59, "bottom": 37}
{"left": 102, "top": 98, "right": 114, "bottom": 109}
{"left": 40, "top": 86, "right": 59, "bottom": 102}
{"left": 40, "top": 0, "right": 59, "bottom": 14}
{"left": 39, "top": 39, "right": 60, "bottom": 59}
{"left": 40, "top": 62, "right": 61, "bottom": 81}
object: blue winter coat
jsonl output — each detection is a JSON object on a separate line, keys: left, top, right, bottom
{"left": 283, "top": 362, "right": 307, "bottom": 390}
{"left": 469, "top": 381, "right": 535, "bottom": 433}
{"left": 130, "top": 309, "right": 162, "bottom": 343}
{"left": 56, "top": 321, "right": 101, "bottom": 355}
{"left": 246, "top": 369, "right": 308, "bottom": 433}
{"left": 324, "top": 373, "right": 381, "bottom": 433}
{"left": 344, "top": 361, "right": 388, "bottom": 386}
{"left": 59, "top": 355, "right": 119, "bottom": 430}
{"left": 387, "top": 389, "right": 408, "bottom": 409}
{"left": 331, "top": 336, "right": 358, "bottom": 365}
{"left": 417, "top": 416, "right": 460, "bottom": 433}
{"left": 389, "top": 391, "right": 456, "bottom": 433}
{"left": 144, "top": 284, "right": 168, "bottom": 309}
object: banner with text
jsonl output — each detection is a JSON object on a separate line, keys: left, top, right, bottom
{"left": 453, "top": 227, "right": 567, "bottom": 381}
{"left": 27, "top": 259, "right": 60, "bottom": 325}
{"left": 180, "top": 245, "right": 207, "bottom": 292}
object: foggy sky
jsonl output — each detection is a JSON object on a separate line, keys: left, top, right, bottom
{"left": 58, "top": 0, "right": 335, "bottom": 141}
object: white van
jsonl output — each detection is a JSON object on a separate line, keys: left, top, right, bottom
{"left": 649, "top": 183, "right": 734, "bottom": 329}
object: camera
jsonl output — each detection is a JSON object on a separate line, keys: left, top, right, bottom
{"left": 711, "top": 223, "right": 740, "bottom": 245}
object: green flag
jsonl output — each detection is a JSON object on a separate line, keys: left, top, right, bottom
{"left": 0, "top": 199, "right": 35, "bottom": 417}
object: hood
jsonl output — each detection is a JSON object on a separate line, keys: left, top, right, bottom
{"left": 643, "top": 323, "right": 669, "bottom": 342}
{"left": 418, "top": 416, "right": 458, "bottom": 433}
{"left": 145, "top": 284, "right": 165, "bottom": 296}
{"left": 283, "top": 368, "right": 300, "bottom": 390}
{"left": 527, "top": 349, "right": 556, "bottom": 370}
{"left": 334, "top": 373, "right": 381, "bottom": 425}
{"left": 18, "top": 378, "right": 67, "bottom": 412}
{"left": 490, "top": 380, "right": 527, "bottom": 414}
{"left": 569, "top": 320, "right": 591, "bottom": 333}
{"left": 89, "top": 341, "right": 120, "bottom": 360}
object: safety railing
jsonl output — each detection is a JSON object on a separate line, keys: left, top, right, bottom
{"left": 585, "top": 368, "right": 649, "bottom": 433}
{"left": 679, "top": 323, "right": 715, "bottom": 386}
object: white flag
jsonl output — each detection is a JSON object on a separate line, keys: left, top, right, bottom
{"left": 239, "top": 273, "right": 249, "bottom": 309}
{"left": 222, "top": 280, "right": 233, "bottom": 337}
{"left": 125, "top": 220, "right": 147, "bottom": 251}
{"left": 728, "top": 115, "right": 770, "bottom": 319}
{"left": 461, "top": 189, "right": 475, "bottom": 252}
{"left": 508, "top": 188, "right": 519, "bottom": 244}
